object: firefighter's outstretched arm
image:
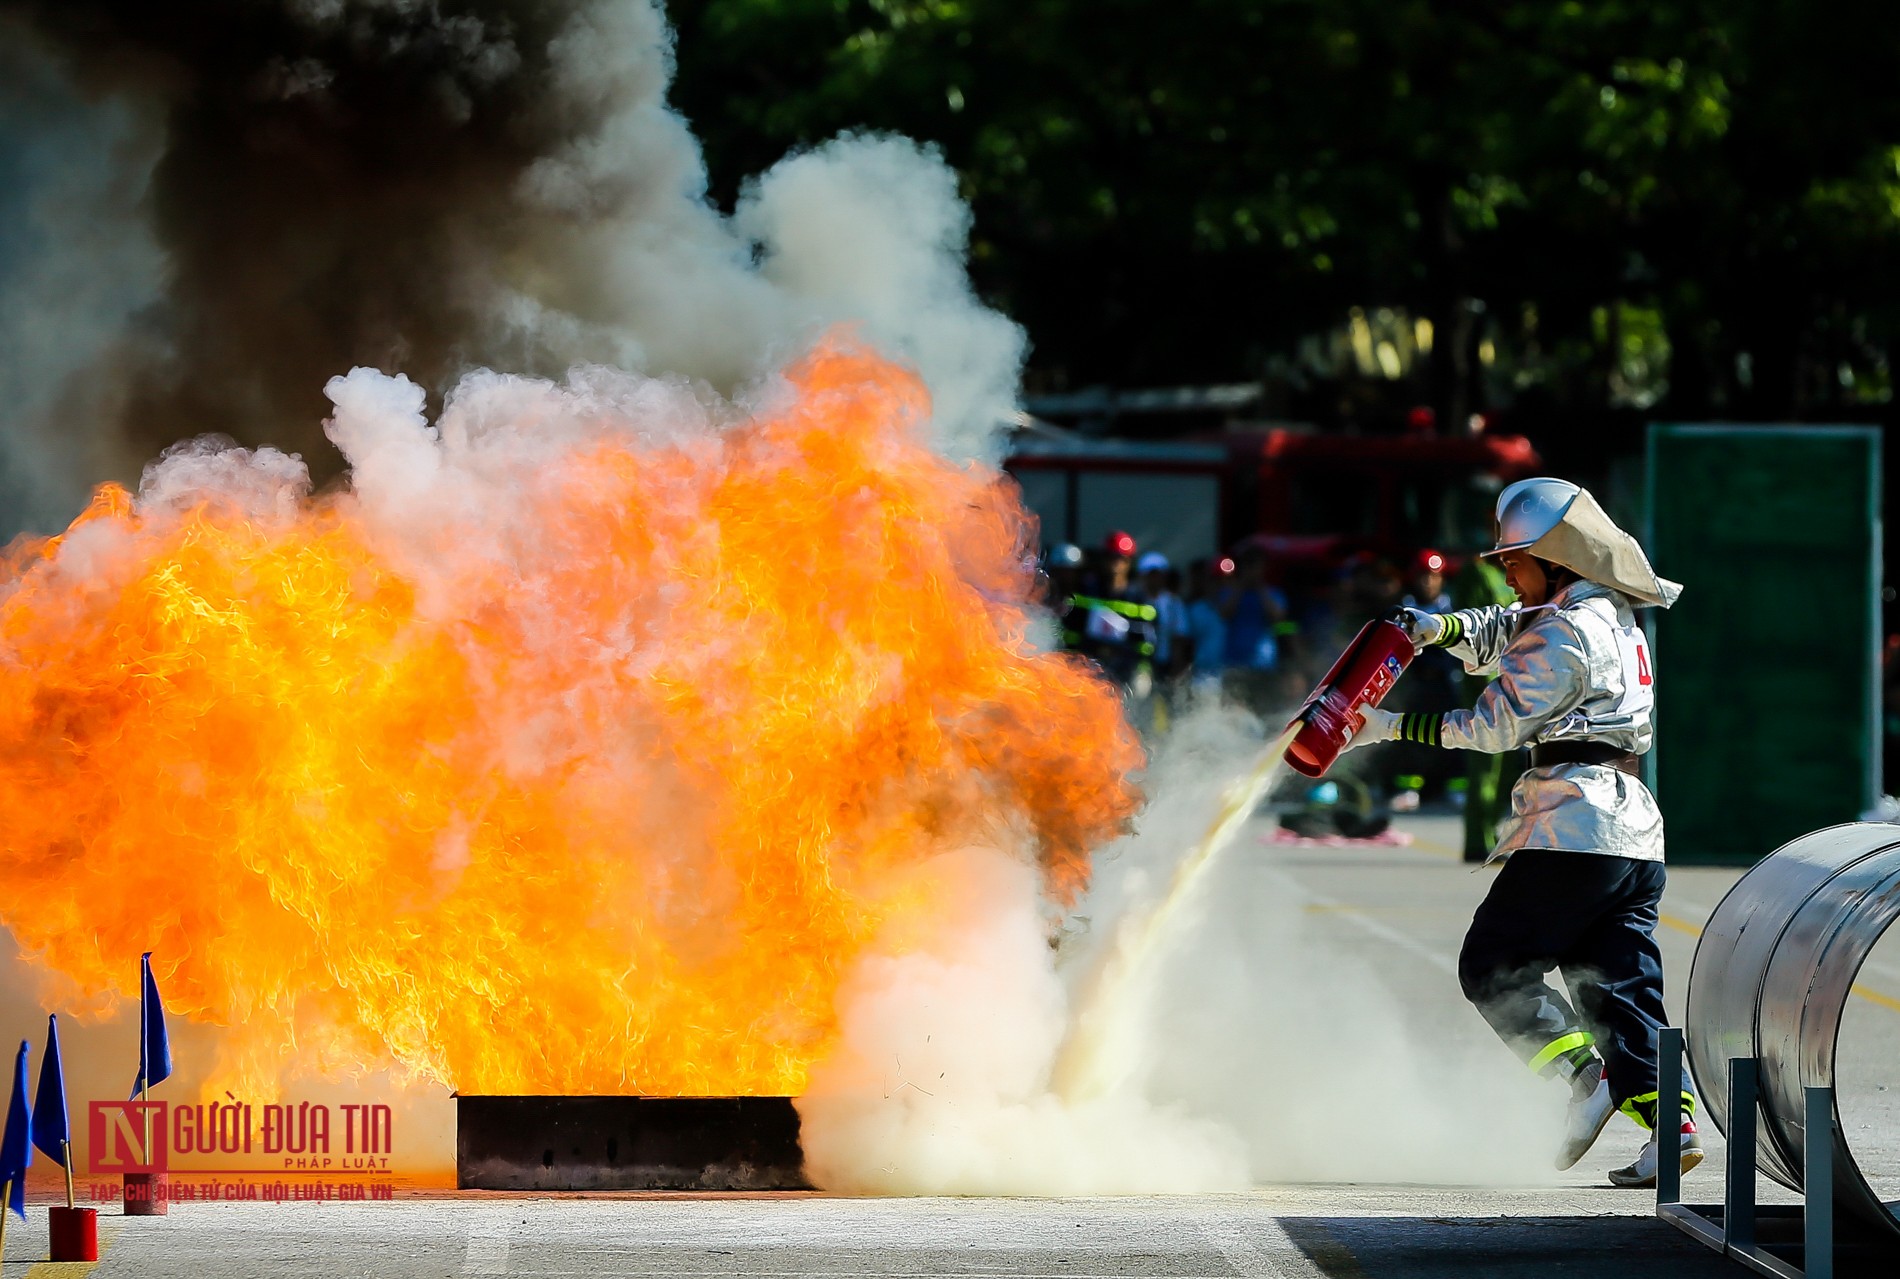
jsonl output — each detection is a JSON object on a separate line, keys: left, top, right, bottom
{"left": 1353, "top": 617, "right": 1587, "bottom": 752}
{"left": 1388, "top": 603, "right": 1525, "bottom": 675}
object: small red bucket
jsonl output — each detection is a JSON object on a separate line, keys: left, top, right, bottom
{"left": 50, "top": 1206, "right": 100, "bottom": 1260}
{"left": 123, "top": 1172, "right": 168, "bottom": 1216}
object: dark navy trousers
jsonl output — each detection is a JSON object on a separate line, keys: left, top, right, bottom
{"left": 1458, "top": 849, "right": 1675, "bottom": 1120}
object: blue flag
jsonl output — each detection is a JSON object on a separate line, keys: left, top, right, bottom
{"left": 0, "top": 1040, "right": 30, "bottom": 1220}
{"left": 32, "top": 1015, "right": 69, "bottom": 1167}
{"left": 131, "top": 952, "right": 172, "bottom": 1100}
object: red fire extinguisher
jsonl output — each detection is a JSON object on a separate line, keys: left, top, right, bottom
{"left": 1283, "top": 618, "right": 1416, "bottom": 778}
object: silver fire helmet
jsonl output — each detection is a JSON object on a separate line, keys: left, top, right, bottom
{"left": 1486, "top": 477, "right": 1581, "bottom": 555}
{"left": 1484, "top": 476, "right": 1681, "bottom": 608}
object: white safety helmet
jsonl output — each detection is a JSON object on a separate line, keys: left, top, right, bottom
{"left": 1485, "top": 477, "right": 1581, "bottom": 557}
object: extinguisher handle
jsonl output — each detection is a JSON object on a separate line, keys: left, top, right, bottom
{"left": 1381, "top": 606, "right": 1441, "bottom": 648}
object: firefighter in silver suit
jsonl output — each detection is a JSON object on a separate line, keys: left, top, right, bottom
{"left": 1346, "top": 477, "right": 1697, "bottom": 1188}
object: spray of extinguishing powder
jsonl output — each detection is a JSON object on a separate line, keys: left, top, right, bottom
{"left": 1052, "top": 721, "right": 1304, "bottom": 1102}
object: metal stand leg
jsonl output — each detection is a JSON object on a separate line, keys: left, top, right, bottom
{"left": 1803, "top": 1086, "right": 1833, "bottom": 1279}
{"left": 1726, "top": 1057, "right": 1759, "bottom": 1255}
{"left": 1657, "top": 1027, "right": 1684, "bottom": 1206}
{"left": 1654, "top": 1035, "right": 1844, "bottom": 1279}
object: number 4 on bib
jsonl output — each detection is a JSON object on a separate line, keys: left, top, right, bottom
{"left": 1613, "top": 624, "right": 1655, "bottom": 717}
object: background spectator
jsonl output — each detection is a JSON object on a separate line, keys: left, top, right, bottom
{"left": 1185, "top": 558, "right": 1230, "bottom": 694}
{"left": 1219, "top": 548, "right": 1291, "bottom": 712}
{"left": 1135, "top": 552, "right": 1190, "bottom": 677}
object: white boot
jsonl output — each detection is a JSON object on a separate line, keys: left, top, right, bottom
{"left": 1556, "top": 1061, "right": 1614, "bottom": 1170}
{"left": 1608, "top": 1119, "right": 1704, "bottom": 1188}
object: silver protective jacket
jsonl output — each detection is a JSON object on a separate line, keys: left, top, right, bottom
{"left": 1439, "top": 580, "right": 1663, "bottom": 863}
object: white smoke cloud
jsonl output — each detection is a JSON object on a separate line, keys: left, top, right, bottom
{"left": 136, "top": 439, "right": 311, "bottom": 524}
{"left": 798, "top": 700, "right": 1561, "bottom": 1194}
{"left": 797, "top": 846, "right": 1250, "bottom": 1195}
{"left": 736, "top": 135, "right": 1027, "bottom": 463}
{"left": 1078, "top": 703, "right": 1559, "bottom": 1186}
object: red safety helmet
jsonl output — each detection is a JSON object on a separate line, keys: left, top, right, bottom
{"left": 1103, "top": 530, "right": 1137, "bottom": 558}
{"left": 1414, "top": 548, "right": 1447, "bottom": 575}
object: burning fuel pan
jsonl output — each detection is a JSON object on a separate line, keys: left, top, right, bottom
{"left": 456, "top": 1096, "right": 810, "bottom": 1191}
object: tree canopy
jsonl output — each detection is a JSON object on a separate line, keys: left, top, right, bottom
{"left": 666, "top": 0, "right": 1900, "bottom": 427}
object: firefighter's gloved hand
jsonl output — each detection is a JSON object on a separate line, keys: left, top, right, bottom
{"left": 1383, "top": 605, "right": 1445, "bottom": 649}
{"left": 1344, "top": 706, "right": 1401, "bottom": 751}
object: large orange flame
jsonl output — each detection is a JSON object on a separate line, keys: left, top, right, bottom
{"left": 0, "top": 339, "right": 1141, "bottom": 1096}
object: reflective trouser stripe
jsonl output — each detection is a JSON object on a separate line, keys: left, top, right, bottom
{"left": 1619, "top": 1090, "right": 1698, "bottom": 1130}
{"left": 1527, "top": 1030, "right": 1594, "bottom": 1072}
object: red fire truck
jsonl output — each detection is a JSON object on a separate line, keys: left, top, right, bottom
{"left": 1005, "top": 421, "right": 1541, "bottom": 570}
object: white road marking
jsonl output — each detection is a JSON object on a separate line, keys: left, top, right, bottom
{"left": 1193, "top": 1208, "right": 1328, "bottom": 1279}
{"left": 1267, "top": 868, "right": 1459, "bottom": 977}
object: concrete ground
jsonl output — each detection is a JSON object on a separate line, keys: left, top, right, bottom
{"left": 1, "top": 812, "right": 1894, "bottom": 1277}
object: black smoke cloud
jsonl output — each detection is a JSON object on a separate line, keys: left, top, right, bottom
{"left": 3, "top": 0, "right": 635, "bottom": 471}
{"left": 0, "top": 0, "right": 1026, "bottom": 533}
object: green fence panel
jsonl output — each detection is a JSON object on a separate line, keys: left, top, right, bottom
{"left": 1645, "top": 425, "right": 1881, "bottom": 865}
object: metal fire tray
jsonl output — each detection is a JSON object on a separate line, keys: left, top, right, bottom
{"left": 456, "top": 1095, "right": 809, "bottom": 1191}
